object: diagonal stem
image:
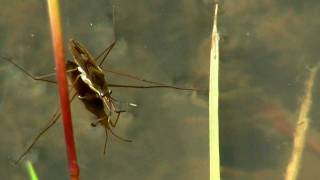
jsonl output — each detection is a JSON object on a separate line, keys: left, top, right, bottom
{"left": 47, "top": 0, "right": 79, "bottom": 179}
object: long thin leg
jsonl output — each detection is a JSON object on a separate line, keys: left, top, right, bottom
{"left": 2, "top": 57, "right": 57, "bottom": 84}
{"left": 108, "top": 83, "right": 200, "bottom": 91}
{"left": 106, "top": 125, "right": 132, "bottom": 143}
{"left": 102, "top": 98, "right": 112, "bottom": 112}
{"left": 103, "top": 122, "right": 131, "bottom": 155}
{"left": 2, "top": 57, "right": 79, "bottom": 87}
{"left": 107, "top": 99, "right": 125, "bottom": 127}
{"left": 91, "top": 116, "right": 131, "bottom": 143}
{"left": 109, "top": 110, "right": 125, "bottom": 128}
{"left": 90, "top": 8, "right": 198, "bottom": 92}
{"left": 105, "top": 69, "right": 201, "bottom": 91}
{"left": 103, "top": 127, "right": 109, "bottom": 155}
{"left": 96, "top": 40, "right": 116, "bottom": 67}
{"left": 107, "top": 128, "right": 132, "bottom": 142}
{"left": 14, "top": 75, "right": 81, "bottom": 163}
{"left": 105, "top": 69, "right": 166, "bottom": 86}
{"left": 96, "top": 6, "right": 117, "bottom": 67}
{"left": 15, "top": 109, "right": 61, "bottom": 163}
{"left": 15, "top": 91, "right": 78, "bottom": 163}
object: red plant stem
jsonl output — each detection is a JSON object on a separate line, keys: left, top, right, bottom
{"left": 47, "top": 0, "right": 79, "bottom": 179}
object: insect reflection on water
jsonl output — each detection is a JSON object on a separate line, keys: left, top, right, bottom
{"left": 2, "top": 38, "right": 198, "bottom": 163}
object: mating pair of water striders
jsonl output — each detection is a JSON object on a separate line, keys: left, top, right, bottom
{"left": 3, "top": 38, "right": 198, "bottom": 163}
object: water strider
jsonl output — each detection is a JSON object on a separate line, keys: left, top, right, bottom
{"left": 2, "top": 38, "right": 200, "bottom": 163}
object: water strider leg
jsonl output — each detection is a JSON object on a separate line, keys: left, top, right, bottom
{"left": 105, "top": 69, "right": 166, "bottom": 86}
{"left": 14, "top": 74, "right": 82, "bottom": 163}
{"left": 95, "top": 40, "right": 116, "bottom": 66}
{"left": 15, "top": 109, "right": 61, "bottom": 164}
{"left": 15, "top": 91, "right": 78, "bottom": 163}
{"left": 1, "top": 57, "right": 57, "bottom": 83}
{"left": 91, "top": 116, "right": 108, "bottom": 127}
{"left": 96, "top": 6, "right": 118, "bottom": 67}
{"left": 103, "top": 127, "right": 109, "bottom": 154}
{"left": 108, "top": 100, "right": 126, "bottom": 128}
{"left": 104, "top": 69, "right": 202, "bottom": 91}
{"left": 108, "top": 83, "right": 200, "bottom": 91}
{"left": 2, "top": 56, "right": 78, "bottom": 84}
{"left": 91, "top": 115, "right": 131, "bottom": 143}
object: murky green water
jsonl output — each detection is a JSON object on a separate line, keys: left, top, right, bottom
{"left": 1, "top": 1, "right": 320, "bottom": 180}
{"left": 219, "top": 1, "right": 320, "bottom": 180}
{"left": 0, "top": 1, "right": 209, "bottom": 179}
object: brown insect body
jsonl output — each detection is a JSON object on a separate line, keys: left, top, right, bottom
{"left": 66, "top": 61, "right": 98, "bottom": 101}
{"left": 69, "top": 39, "right": 110, "bottom": 98}
{"left": 68, "top": 39, "right": 123, "bottom": 126}
{"left": 66, "top": 60, "right": 131, "bottom": 149}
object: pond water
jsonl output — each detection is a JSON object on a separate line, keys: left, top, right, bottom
{"left": 0, "top": 1, "right": 209, "bottom": 179}
{"left": 1, "top": 1, "right": 319, "bottom": 180}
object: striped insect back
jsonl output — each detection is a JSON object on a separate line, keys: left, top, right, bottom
{"left": 68, "top": 39, "right": 122, "bottom": 128}
{"left": 69, "top": 39, "right": 110, "bottom": 98}
{"left": 66, "top": 60, "right": 131, "bottom": 154}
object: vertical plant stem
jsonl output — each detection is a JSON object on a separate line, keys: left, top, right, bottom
{"left": 209, "top": 4, "right": 220, "bottom": 180}
{"left": 285, "top": 66, "right": 318, "bottom": 180}
{"left": 25, "top": 160, "right": 39, "bottom": 180}
{"left": 47, "top": 0, "right": 79, "bottom": 179}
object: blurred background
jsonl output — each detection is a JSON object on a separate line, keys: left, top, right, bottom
{"left": 1, "top": 0, "right": 320, "bottom": 180}
{"left": 219, "top": 1, "right": 320, "bottom": 180}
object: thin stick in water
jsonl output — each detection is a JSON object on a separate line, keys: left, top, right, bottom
{"left": 47, "top": 0, "right": 79, "bottom": 179}
{"left": 285, "top": 66, "right": 318, "bottom": 180}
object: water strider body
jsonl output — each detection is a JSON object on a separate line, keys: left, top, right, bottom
{"left": 69, "top": 39, "right": 110, "bottom": 98}
{"left": 69, "top": 39, "right": 126, "bottom": 127}
{"left": 66, "top": 61, "right": 131, "bottom": 154}
{"left": 2, "top": 38, "right": 200, "bottom": 163}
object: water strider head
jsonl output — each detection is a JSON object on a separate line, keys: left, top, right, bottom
{"left": 69, "top": 39, "right": 96, "bottom": 70}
